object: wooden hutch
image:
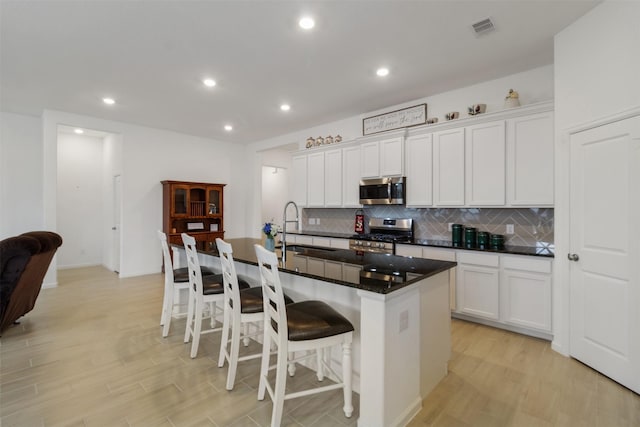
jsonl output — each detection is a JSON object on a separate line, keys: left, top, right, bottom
{"left": 162, "top": 180, "right": 225, "bottom": 250}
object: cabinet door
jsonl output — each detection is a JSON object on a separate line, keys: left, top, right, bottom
{"left": 307, "top": 152, "right": 325, "bottom": 207}
{"left": 171, "top": 184, "right": 190, "bottom": 217}
{"left": 405, "top": 133, "right": 433, "bottom": 206}
{"left": 506, "top": 112, "right": 554, "bottom": 206}
{"left": 324, "top": 149, "right": 342, "bottom": 207}
{"left": 456, "top": 252, "right": 500, "bottom": 320}
{"left": 360, "top": 141, "right": 380, "bottom": 178}
{"left": 307, "top": 258, "right": 325, "bottom": 277}
{"left": 380, "top": 137, "right": 404, "bottom": 176}
{"left": 342, "top": 145, "right": 362, "bottom": 207}
{"left": 207, "top": 186, "right": 222, "bottom": 216}
{"left": 291, "top": 155, "right": 308, "bottom": 207}
{"left": 292, "top": 255, "right": 307, "bottom": 273}
{"left": 395, "top": 244, "right": 423, "bottom": 258}
{"left": 501, "top": 268, "right": 551, "bottom": 331}
{"left": 433, "top": 128, "right": 465, "bottom": 206}
{"left": 325, "top": 260, "right": 343, "bottom": 281}
{"left": 342, "top": 263, "right": 362, "bottom": 284}
{"left": 465, "top": 120, "right": 506, "bottom": 206}
{"left": 422, "top": 247, "right": 457, "bottom": 311}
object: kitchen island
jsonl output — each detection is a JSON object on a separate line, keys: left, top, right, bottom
{"left": 172, "top": 238, "right": 456, "bottom": 427}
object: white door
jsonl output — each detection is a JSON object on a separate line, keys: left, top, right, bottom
{"left": 569, "top": 115, "right": 640, "bottom": 393}
{"left": 113, "top": 174, "right": 122, "bottom": 274}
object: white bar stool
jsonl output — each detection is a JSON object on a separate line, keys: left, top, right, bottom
{"left": 254, "top": 244, "right": 354, "bottom": 427}
{"left": 157, "top": 230, "right": 216, "bottom": 338}
{"left": 181, "top": 233, "right": 248, "bottom": 358}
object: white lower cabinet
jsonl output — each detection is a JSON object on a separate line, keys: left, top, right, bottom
{"left": 396, "top": 244, "right": 553, "bottom": 337}
{"left": 324, "top": 260, "right": 343, "bottom": 281}
{"left": 456, "top": 252, "right": 500, "bottom": 320}
{"left": 501, "top": 256, "right": 552, "bottom": 331}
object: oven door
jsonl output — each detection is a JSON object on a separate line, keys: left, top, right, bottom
{"left": 359, "top": 177, "right": 405, "bottom": 205}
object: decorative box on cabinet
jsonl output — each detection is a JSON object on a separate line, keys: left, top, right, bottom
{"left": 162, "top": 181, "right": 225, "bottom": 250}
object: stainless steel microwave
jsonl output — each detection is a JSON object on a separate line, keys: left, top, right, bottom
{"left": 359, "top": 177, "right": 406, "bottom": 205}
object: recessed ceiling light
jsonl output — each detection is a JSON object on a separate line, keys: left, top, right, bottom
{"left": 299, "top": 16, "right": 315, "bottom": 30}
{"left": 224, "top": 124, "right": 233, "bottom": 131}
{"left": 280, "top": 104, "right": 291, "bottom": 112}
{"left": 203, "top": 78, "right": 216, "bottom": 88}
{"left": 74, "top": 128, "right": 84, "bottom": 134}
{"left": 102, "top": 97, "right": 115, "bottom": 105}
{"left": 376, "top": 67, "right": 389, "bottom": 77}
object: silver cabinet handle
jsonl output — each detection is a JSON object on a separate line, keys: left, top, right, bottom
{"left": 567, "top": 253, "right": 579, "bottom": 262}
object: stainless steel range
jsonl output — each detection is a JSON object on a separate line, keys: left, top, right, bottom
{"left": 349, "top": 218, "right": 413, "bottom": 254}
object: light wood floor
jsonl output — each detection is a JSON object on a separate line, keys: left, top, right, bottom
{"left": 1, "top": 266, "right": 638, "bottom": 426}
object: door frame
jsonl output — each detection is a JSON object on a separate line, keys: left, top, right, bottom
{"left": 553, "top": 105, "right": 640, "bottom": 356}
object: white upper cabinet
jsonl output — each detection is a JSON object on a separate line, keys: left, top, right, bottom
{"left": 405, "top": 133, "right": 433, "bottom": 206}
{"left": 360, "top": 136, "right": 404, "bottom": 178}
{"left": 433, "top": 128, "right": 465, "bottom": 206}
{"left": 324, "top": 148, "right": 342, "bottom": 207}
{"left": 342, "top": 145, "right": 362, "bottom": 207}
{"left": 465, "top": 120, "right": 506, "bottom": 206}
{"left": 360, "top": 141, "right": 380, "bottom": 178}
{"left": 291, "top": 154, "right": 307, "bottom": 207}
{"left": 506, "top": 112, "right": 554, "bottom": 206}
{"left": 306, "top": 151, "right": 325, "bottom": 207}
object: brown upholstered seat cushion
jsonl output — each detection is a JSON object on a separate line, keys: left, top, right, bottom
{"left": 238, "top": 287, "right": 294, "bottom": 314}
{"left": 285, "top": 300, "right": 354, "bottom": 341}
{"left": 201, "top": 274, "right": 250, "bottom": 295}
{"left": 173, "top": 266, "right": 216, "bottom": 283}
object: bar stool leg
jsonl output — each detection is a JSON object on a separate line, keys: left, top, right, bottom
{"left": 257, "top": 327, "right": 271, "bottom": 401}
{"left": 184, "top": 290, "right": 195, "bottom": 343}
{"left": 190, "top": 300, "right": 203, "bottom": 358}
{"left": 243, "top": 323, "right": 250, "bottom": 346}
{"left": 287, "top": 352, "right": 296, "bottom": 377}
{"left": 225, "top": 315, "right": 241, "bottom": 390}
{"left": 218, "top": 306, "right": 231, "bottom": 368}
{"left": 316, "top": 349, "right": 325, "bottom": 381}
{"left": 271, "top": 347, "right": 288, "bottom": 427}
{"left": 342, "top": 341, "right": 354, "bottom": 417}
{"left": 161, "top": 290, "right": 174, "bottom": 337}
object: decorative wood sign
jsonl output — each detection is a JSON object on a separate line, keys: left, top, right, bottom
{"left": 362, "top": 103, "right": 427, "bottom": 135}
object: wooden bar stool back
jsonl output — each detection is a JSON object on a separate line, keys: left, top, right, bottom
{"left": 254, "top": 244, "right": 354, "bottom": 427}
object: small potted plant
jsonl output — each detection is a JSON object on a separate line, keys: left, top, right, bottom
{"left": 262, "top": 221, "right": 278, "bottom": 251}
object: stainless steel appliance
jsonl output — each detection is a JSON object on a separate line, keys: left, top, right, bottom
{"left": 359, "top": 177, "right": 406, "bottom": 205}
{"left": 349, "top": 218, "right": 413, "bottom": 254}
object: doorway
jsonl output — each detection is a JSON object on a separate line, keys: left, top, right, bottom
{"left": 56, "top": 125, "right": 122, "bottom": 274}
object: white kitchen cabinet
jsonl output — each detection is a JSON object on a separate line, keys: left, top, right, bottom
{"left": 330, "top": 238, "right": 350, "bottom": 250}
{"left": 380, "top": 137, "right": 404, "bottom": 176}
{"left": 311, "top": 236, "right": 331, "bottom": 248}
{"left": 506, "top": 112, "right": 554, "bottom": 206}
{"left": 291, "top": 155, "right": 308, "bottom": 207}
{"left": 405, "top": 133, "right": 433, "bottom": 206}
{"left": 433, "top": 128, "right": 465, "bottom": 206}
{"left": 360, "top": 141, "right": 380, "bottom": 178}
{"left": 465, "top": 120, "right": 506, "bottom": 206}
{"left": 291, "top": 254, "right": 307, "bottom": 273}
{"left": 456, "top": 252, "right": 500, "bottom": 320}
{"left": 501, "top": 256, "right": 552, "bottom": 332}
{"left": 306, "top": 257, "right": 325, "bottom": 277}
{"left": 360, "top": 136, "right": 404, "bottom": 178}
{"left": 306, "top": 151, "right": 325, "bottom": 207}
{"left": 295, "top": 235, "right": 313, "bottom": 246}
{"left": 342, "top": 263, "right": 362, "bottom": 283}
{"left": 324, "top": 148, "right": 342, "bottom": 207}
{"left": 324, "top": 260, "right": 343, "bottom": 281}
{"left": 342, "top": 145, "right": 362, "bottom": 207}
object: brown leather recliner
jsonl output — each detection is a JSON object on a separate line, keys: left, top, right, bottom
{"left": 0, "top": 231, "right": 63, "bottom": 334}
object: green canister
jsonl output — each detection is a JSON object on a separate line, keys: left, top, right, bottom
{"left": 464, "top": 227, "right": 477, "bottom": 249}
{"left": 490, "top": 234, "right": 505, "bottom": 250}
{"left": 451, "top": 224, "right": 464, "bottom": 247}
{"left": 477, "top": 231, "right": 490, "bottom": 249}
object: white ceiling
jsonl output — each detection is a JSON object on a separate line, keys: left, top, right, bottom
{"left": 0, "top": 1, "right": 599, "bottom": 144}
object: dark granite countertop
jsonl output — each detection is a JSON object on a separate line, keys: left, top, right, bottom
{"left": 283, "top": 231, "right": 355, "bottom": 239}
{"left": 406, "top": 239, "right": 555, "bottom": 258}
{"left": 176, "top": 238, "right": 456, "bottom": 295}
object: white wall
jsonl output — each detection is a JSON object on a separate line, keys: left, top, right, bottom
{"left": 553, "top": 0, "right": 640, "bottom": 354}
{"left": 0, "top": 112, "right": 44, "bottom": 238}
{"left": 56, "top": 132, "right": 104, "bottom": 268}
{"left": 261, "top": 166, "right": 289, "bottom": 227}
{"left": 42, "top": 110, "right": 252, "bottom": 279}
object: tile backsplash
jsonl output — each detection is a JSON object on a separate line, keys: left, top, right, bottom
{"left": 301, "top": 206, "right": 554, "bottom": 247}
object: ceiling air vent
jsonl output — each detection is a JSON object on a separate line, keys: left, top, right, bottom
{"left": 472, "top": 18, "right": 495, "bottom": 36}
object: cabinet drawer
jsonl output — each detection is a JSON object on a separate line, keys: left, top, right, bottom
{"left": 330, "top": 238, "right": 350, "bottom": 250}
{"left": 422, "top": 247, "right": 456, "bottom": 262}
{"left": 502, "top": 255, "right": 551, "bottom": 274}
{"left": 312, "top": 237, "right": 331, "bottom": 248}
{"left": 296, "top": 235, "right": 313, "bottom": 246}
{"left": 457, "top": 251, "right": 500, "bottom": 267}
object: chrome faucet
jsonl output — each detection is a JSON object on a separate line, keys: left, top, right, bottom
{"left": 281, "top": 201, "right": 299, "bottom": 266}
